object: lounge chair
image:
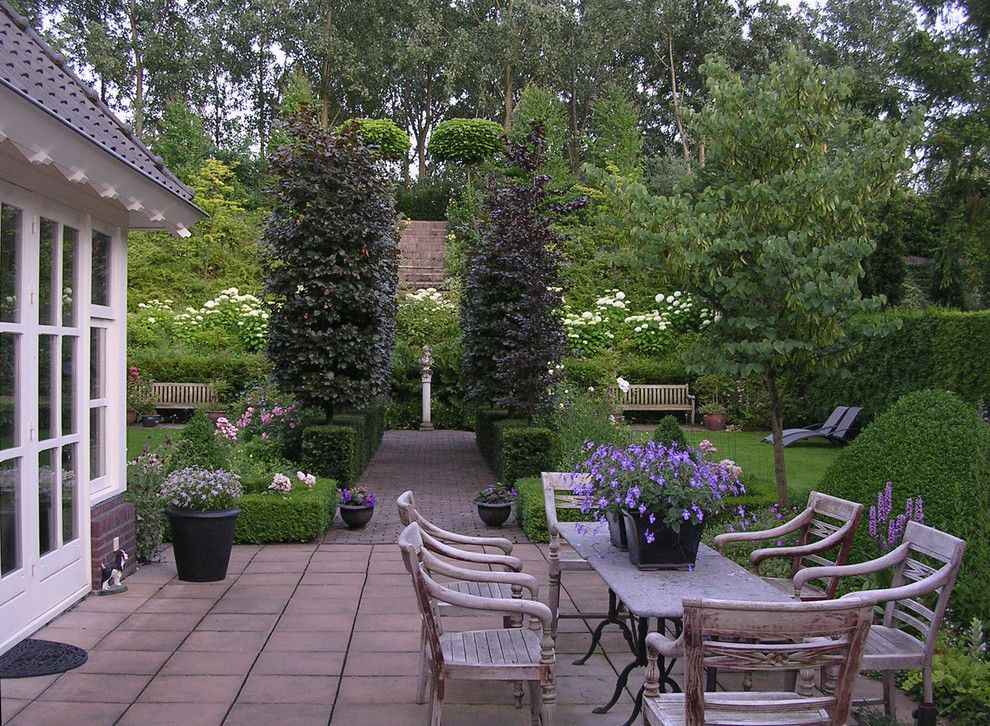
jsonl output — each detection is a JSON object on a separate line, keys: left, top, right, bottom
{"left": 762, "top": 406, "right": 862, "bottom": 447}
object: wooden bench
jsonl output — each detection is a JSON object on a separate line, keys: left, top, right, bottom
{"left": 610, "top": 383, "right": 695, "bottom": 424}
{"left": 152, "top": 382, "right": 218, "bottom": 410}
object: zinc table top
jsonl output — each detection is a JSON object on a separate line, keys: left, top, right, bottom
{"left": 557, "top": 521, "right": 794, "bottom": 618}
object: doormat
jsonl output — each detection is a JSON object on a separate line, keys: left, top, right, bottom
{"left": 0, "top": 638, "right": 87, "bottom": 678}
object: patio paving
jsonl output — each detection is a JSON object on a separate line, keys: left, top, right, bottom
{"left": 1, "top": 432, "right": 920, "bottom": 724}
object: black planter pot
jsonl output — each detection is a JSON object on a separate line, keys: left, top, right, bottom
{"left": 621, "top": 510, "right": 704, "bottom": 570}
{"left": 141, "top": 414, "right": 160, "bottom": 428}
{"left": 166, "top": 507, "right": 240, "bottom": 582}
{"left": 475, "top": 501, "right": 512, "bottom": 527}
{"left": 340, "top": 504, "right": 375, "bottom": 529}
{"left": 606, "top": 510, "right": 628, "bottom": 551}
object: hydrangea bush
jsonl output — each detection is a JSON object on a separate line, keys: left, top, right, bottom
{"left": 129, "top": 289, "right": 268, "bottom": 353}
{"left": 395, "top": 287, "right": 460, "bottom": 350}
{"left": 159, "top": 467, "right": 243, "bottom": 511}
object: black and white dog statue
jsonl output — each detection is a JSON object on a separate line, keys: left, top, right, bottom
{"left": 100, "top": 549, "right": 128, "bottom": 591}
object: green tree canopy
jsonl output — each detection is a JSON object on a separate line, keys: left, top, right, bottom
{"left": 428, "top": 118, "right": 504, "bottom": 165}
{"left": 337, "top": 118, "right": 411, "bottom": 160}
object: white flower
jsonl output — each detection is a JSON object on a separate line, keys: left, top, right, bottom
{"left": 588, "top": 386, "right": 595, "bottom": 393}
{"left": 666, "top": 295, "right": 674, "bottom": 303}
{"left": 204, "top": 300, "right": 216, "bottom": 308}
{"left": 581, "top": 311, "right": 593, "bottom": 320}
{"left": 615, "top": 291, "right": 626, "bottom": 300}
{"left": 674, "top": 291, "right": 682, "bottom": 297}
{"left": 616, "top": 377, "right": 631, "bottom": 394}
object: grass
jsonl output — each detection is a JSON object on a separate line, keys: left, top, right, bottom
{"left": 126, "top": 426, "right": 178, "bottom": 460}
{"left": 682, "top": 430, "right": 841, "bottom": 505}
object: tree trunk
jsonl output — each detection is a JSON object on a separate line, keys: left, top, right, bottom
{"left": 128, "top": 0, "right": 144, "bottom": 139}
{"left": 320, "top": 6, "right": 333, "bottom": 130}
{"left": 667, "top": 32, "right": 690, "bottom": 168}
{"left": 764, "top": 362, "right": 789, "bottom": 507}
{"left": 502, "top": 0, "right": 514, "bottom": 132}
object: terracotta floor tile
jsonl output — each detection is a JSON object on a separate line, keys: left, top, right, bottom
{"left": 160, "top": 650, "right": 258, "bottom": 676}
{"left": 283, "top": 599, "right": 357, "bottom": 616}
{"left": 29, "top": 626, "right": 106, "bottom": 650}
{"left": 232, "top": 573, "right": 302, "bottom": 587}
{"left": 237, "top": 674, "right": 337, "bottom": 704}
{"left": 197, "top": 613, "right": 279, "bottom": 632}
{"left": 137, "top": 674, "right": 244, "bottom": 703}
{"left": 120, "top": 611, "right": 205, "bottom": 631}
{"left": 0, "top": 674, "right": 60, "bottom": 700}
{"left": 75, "top": 648, "right": 172, "bottom": 675}
{"left": 336, "top": 675, "right": 419, "bottom": 704}
{"left": 180, "top": 630, "right": 268, "bottom": 652}
{"left": 71, "top": 594, "right": 147, "bottom": 613}
{"left": 0, "top": 697, "right": 29, "bottom": 725}
{"left": 7, "top": 700, "right": 129, "bottom": 725}
{"left": 351, "top": 614, "right": 421, "bottom": 632}
{"left": 329, "top": 703, "right": 429, "bottom": 725}
{"left": 210, "top": 597, "right": 290, "bottom": 616}
{"left": 117, "top": 701, "right": 231, "bottom": 726}
{"left": 251, "top": 650, "right": 345, "bottom": 676}
{"left": 224, "top": 702, "right": 333, "bottom": 726}
{"left": 342, "top": 651, "right": 418, "bottom": 677}
{"left": 345, "top": 630, "right": 421, "bottom": 653}
{"left": 136, "top": 597, "right": 214, "bottom": 615}
{"left": 264, "top": 630, "right": 351, "bottom": 653}
{"left": 298, "top": 572, "right": 366, "bottom": 587}
{"left": 37, "top": 672, "right": 152, "bottom": 702}
{"left": 99, "top": 628, "right": 187, "bottom": 652}
{"left": 273, "top": 613, "right": 354, "bottom": 632}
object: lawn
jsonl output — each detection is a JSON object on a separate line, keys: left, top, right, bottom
{"left": 126, "top": 425, "right": 178, "bottom": 460}
{"left": 683, "top": 430, "right": 841, "bottom": 504}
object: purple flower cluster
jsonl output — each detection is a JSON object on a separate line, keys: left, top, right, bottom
{"left": 159, "top": 467, "right": 242, "bottom": 511}
{"left": 341, "top": 487, "right": 375, "bottom": 506}
{"left": 575, "top": 439, "right": 745, "bottom": 543}
{"left": 869, "top": 481, "right": 924, "bottom": 555}
{"left": 476, "top": 482, "right": 516, "bottom": 504}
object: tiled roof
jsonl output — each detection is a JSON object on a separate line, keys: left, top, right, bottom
{"left": 0, "top": 0, "right": 195, "bottom": 204}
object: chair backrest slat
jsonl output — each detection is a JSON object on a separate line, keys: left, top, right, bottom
{"left": 680, "top": 598, "right": 873, "bottom": 726}
{"left": 790, "top": 493, "right": 864, "bottom": 597}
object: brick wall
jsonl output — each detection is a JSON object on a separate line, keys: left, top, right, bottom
{"left": 90, "top": 494, "right": 137, "bottom": 590}
{"left": 399, "top": 220, "right": 447, "bottom": 289}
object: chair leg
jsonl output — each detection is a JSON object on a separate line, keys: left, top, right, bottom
{"left": 417, "top": 627, "right": 429, "bottom": 705}
{"left": 882, "top": 670, "right": 895, "bottom": 717}
{"left": 549, "top": 571, "right": 561, "bottom": 639}
{"left": 429, "top": 676, "right": 444, "bottom": 726}
{"left": 528, "top": 680, "right": 541, "bottom": 726}
{"left": 513, "top": 680, "right": 524, "bottom": 708}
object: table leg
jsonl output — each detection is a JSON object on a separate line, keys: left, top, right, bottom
{"left": 593, "top": 614, "right": 651, "bottom": 715}
{"left": 622, "top": 618, "right": 682, "bottom": 726}
{"left": 573, "top": 588, "right": 636, "bottom": 665}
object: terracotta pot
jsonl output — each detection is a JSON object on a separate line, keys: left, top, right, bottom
{"left": 206, "top": 411, "right": 226, "bottom": 424}
{"left": 703, "top": 413, "right": 727, "bottom": 431}
{"left": 127, "top": 410, "right": 138, "bottom": 425}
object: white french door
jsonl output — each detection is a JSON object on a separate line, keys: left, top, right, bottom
{"left": 0, "top": 181, "right": 91, "bottom": 654}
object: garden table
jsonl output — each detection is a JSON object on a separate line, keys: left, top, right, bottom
{"left": 557, "top": 521, "right": 794, "bottom": 726}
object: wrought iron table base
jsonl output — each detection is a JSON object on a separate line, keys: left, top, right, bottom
{"left": 573, "top": 589, "right": 636, "bottom": 665}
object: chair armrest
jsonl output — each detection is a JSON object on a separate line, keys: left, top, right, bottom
{"left": 837, "top": 563, "right": 955, "bottom": 607}
{"left": 793, "top": 543, "right": 909, "bottom": 596}
{"left": 426, "top": 577, "right": 553, "bottom": 629}
{"left": 750, "top": 523, "right": 855, "bottom": 569}
{"left": 419, "top": 518, "right": 513, "bottom": 555}
{"left": 712, "top": 509, "right": 813, "bottom": 553}
{"left": 646, "top": 631, "right": 684, "bottom": 660}
{"left": 422, "top": 529, "right": 523, "bottom": 572}
{"left": 424, "top": 553, "right": 540, "bottom": 598}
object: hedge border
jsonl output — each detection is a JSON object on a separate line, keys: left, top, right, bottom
{"left": 234, "top": 476, "right": 337, "bottom": 543}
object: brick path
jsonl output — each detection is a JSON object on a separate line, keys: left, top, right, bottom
{"left": 322, "top": 430, "right": 528, "bottom": 544}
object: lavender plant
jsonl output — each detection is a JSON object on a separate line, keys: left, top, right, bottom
{"left": 574, "top": 440, "right": 744, "bottom": 541}
{"left": 475, "top": 482, "right": 516, "bottom": 504}
{"left": 869, "top": 480, "right": 924, "bottom": 556}
{"left": 340, "top": 487, "right": 376, "bottom": 507}
{"left": 159, "top": 467, "right": 242, "bottom": 511}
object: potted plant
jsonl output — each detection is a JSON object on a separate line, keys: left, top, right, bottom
{"left": 339, "top": 487, "right": 376, "bottom": 529}
{"left": 159, "top": 467, "right": 243, "bottom": 581}
{"left": 699, "top": 402, "right": 727, "bottom": 431}
{"left": 140, "top": 402, "right": 160, "bottom": 428}
{"left": 474, "top": 482, "right": 515, "bottom": 527}
{"left": 127, "top": 365, "right": 153, "bottom": 425}
{"left": 205, "top": 379, "right": 232, "bottom": 424}
{"left": 575, "top": 440, "right": 743, "bottom": 569}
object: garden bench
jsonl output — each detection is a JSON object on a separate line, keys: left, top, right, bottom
{"left": 610, "top": 383, "right": 695, "bottom": 424}
{"left": 152, "top": 382, "right": 218, "bottom": 410}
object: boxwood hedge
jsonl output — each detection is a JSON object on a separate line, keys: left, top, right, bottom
{"left": 818, "top": 389, "right": 990, "bottom": 622}
{"left": 234, "top": 476, "right": 337, "bottom": 543}
{"left": 301, "top": 405, "right": 386, "bottom": 485}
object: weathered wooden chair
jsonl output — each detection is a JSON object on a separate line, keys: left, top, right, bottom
{"left": 398, "top": 522, "right": 557, "bottom": 726}
{"left": 794, "top": 521, "right": 967, "bottom": 722}
{"left": 713, "top": 491, "right": 864, "bottom": 600}
{"left": 543, "top": 471, "right": 616, "bottom": 639}
{"left": 397, "top": 489, "right": 514, "bottom": 556}
{"left": 642, "top": 597, "right": 874, "bottom": 726}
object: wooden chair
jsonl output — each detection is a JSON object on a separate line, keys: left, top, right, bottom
{"left": 398, "top": 522, "right": 557, "bottom": 726}
{"left": 642, "top": 597, "right": 874, "bottom": 726}
{"left": 397, "top": 489, "right": 514, "bottom": 556}
{"left": 794, "top": 521, "right": 967, "bottom": 721}
{"left": 543, "top": 471, "right": 615, "bottom": 638}
{"left": 713, "top": 491, "right": 863, "bottom": 600}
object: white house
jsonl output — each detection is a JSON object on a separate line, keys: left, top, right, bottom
{"left": 0, "top": 1, "right": 205, "bottom": 654}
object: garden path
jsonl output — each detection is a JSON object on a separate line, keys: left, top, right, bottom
{"left": 321, "top": 430, "right": 528, "bottom": 544}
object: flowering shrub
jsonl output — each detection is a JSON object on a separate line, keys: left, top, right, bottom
{"left": 475, "top": 482, "right": 516, "bottom": 504}
{"left": 126, "top": 365, "right": 155, "bottom": 414}
{"left": 340, "top": 487, "right": 376, "bottom": 506}
{"left": 868, "top": 481, "right": 924, "bottom": 555}
{"left": 268, "top": 473, "right": 292, "bottom": 493}
{"left": 575, "top": 440, "right": 744, "bottom": 538}
{"left": 396, "top": 288, "right": 460, "bottom": 350}
{"left": 126, "top": 451, "right": 168, "bottom": 561}
{"left": 218, "top": 384, "right": 300, "bottom": 446}
{"left": 561, "top": 289, "right": 712, "bottom": 356}
{"left": 159, "top": 467, "right": 242, "bottom": 511}
{"left": 174, "top": 288, "right": 268, "bottom": 353}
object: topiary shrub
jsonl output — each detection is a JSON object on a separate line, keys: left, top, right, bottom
{"left": 173, "top": 409, "right": 229, "bottom": 470}
{"left": 235, "top": 476, "right": 337, "bottom": 543}
{"left": 652, "top": 415, "right": 686, "bottom": 447}
{"left": 499, "top": 424, "right": 554, "bottom": 486}
{"left": 338, "top": 118, "right": 411, "bottom": 160}
{"left": 302, "top": 425, "right": 358, "bottom": 485}
{"left": 428, "top": 118, "right": 504, "bottom": 166}
{"left": 818, "top": 389, "right": 990, "bottom": 622}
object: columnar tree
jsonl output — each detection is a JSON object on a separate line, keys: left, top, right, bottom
{"left": 262, "top": 113, "right": 399, "bottom": 420}
{"left": 462, "top": 125, "right": 583, "bottom": 419}
{"left": 630, "top": 51, "right": 916, "bottom": 505}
